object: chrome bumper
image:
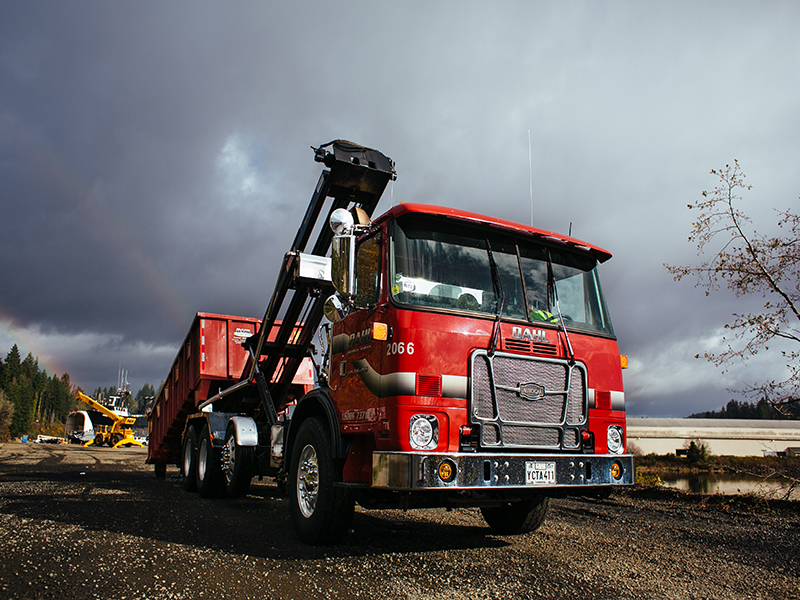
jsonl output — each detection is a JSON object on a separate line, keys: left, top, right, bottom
{"left": 372, "top": 452, "right": 634, "bottom": 490}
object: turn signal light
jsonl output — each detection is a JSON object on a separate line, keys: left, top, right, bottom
{"left": 372, "top": 322, "right": 390, "bottom": 341}
{"left": 611, "top": 461, "right": 622, "bottom": 480}
{"left": 438, "top": 459, "right": 457, "bottom": 483}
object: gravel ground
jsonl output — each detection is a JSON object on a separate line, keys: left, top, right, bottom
{"left": 0, "top": 442, "right": 798, "bottom": 600}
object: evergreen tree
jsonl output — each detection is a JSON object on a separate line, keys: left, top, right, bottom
{"left": 7, "top": 378, "right": 34, "bottom": 437}
{"left": 58, "top": 374, "right": 73, "bottom": 420}
{"left": 756, "top": 398, "right": 772, "bottom": 419}
{"left": 3, "top": 345, "right": 21, "bottom": 388}
{"left": 686, "top": 441, "right": 709, "bottom": 464}
{"left": 132, "top": 383, "right": 156, "bottom": 414}
{"left": 21, "top": 353, "right": 36, "bottom": 381}
{"left": 0, "top": 389, "right": 13, "bottom": 440}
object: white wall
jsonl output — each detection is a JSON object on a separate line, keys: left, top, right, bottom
{"left": 626, "top": 419, "right": 800, "bottom": 456}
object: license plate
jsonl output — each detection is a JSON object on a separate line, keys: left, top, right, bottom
{"left": 525, "top": 461, "right": 556, "bottom": 485}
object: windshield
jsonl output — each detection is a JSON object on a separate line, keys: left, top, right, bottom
{"left": 389, "top": 214, "right": 615, "bottom": 336}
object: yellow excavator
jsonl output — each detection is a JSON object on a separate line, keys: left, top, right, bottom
{"left": 76, "top": 391, "right": 145, "bottom": 448}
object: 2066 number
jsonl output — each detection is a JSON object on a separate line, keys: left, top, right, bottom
{"left": 386, "top": 342, "right": 414, "bottom": 356}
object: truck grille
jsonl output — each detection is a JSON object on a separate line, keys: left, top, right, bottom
{"left": 470, "top": 350, "right": 587, "bottom": 450}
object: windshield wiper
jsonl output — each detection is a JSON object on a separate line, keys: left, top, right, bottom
{"left": 486, "top": 240, "right": 504, "bottom": 356}
{"left": 547, "top": 250, "right": 575, "bottom": 365}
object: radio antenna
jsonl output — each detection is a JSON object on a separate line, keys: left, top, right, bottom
{"left": 528, "top": 129, "right": 533, "bottom": 226}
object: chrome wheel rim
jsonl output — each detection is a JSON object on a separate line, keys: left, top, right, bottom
{"left": 183, "top": 438, "right": 193, "bottom": 477}
{"left": 296, "top": 444, "right": 319, "bottom": 518}
{"left": 197, "top": 439, "right": 207, "bottom": 482}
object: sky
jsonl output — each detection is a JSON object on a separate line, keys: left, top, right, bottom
{"left": 1, "top": 1, "right": 798, "bottom": 417}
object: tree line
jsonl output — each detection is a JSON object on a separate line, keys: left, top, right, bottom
{"left": 0, "top": 344, "right": 157, "bottom": 440}
{"left": 0, "top": 344, "right": 74, "bottom": 439}
{"left": 688, "top": 398, "right": 800, "bottom": 420}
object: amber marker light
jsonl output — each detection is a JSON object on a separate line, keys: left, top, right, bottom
{"left": 438, "top": 459, "right": 457, "bottom": 483}
{"left": 372, "top": 322, "right": 390, "bottom": 341}
{"left": 620, "top": 355, "right": 629, "bottom": 369}
{"left": 611, "top": 461, "right": 623, "bottom": 480}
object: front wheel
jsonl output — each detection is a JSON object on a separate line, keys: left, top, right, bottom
{"left": 289, "top": 418, "right": 354, "bottom": 545}
{"left": 222, "top": 424, "right": 253, "bottom": 498}
{"left": 481, "top": 495, "right": 550, "bottom": 535}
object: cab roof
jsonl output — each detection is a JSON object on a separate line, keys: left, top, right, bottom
{"left": 374, "top": 203, "right": 613, "bottom": 263}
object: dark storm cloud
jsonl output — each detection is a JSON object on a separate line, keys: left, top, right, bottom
{"left": 1, "top": 1, "right": 799, "bottom": 414}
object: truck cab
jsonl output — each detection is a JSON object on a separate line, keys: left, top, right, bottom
{"left": 304, "top": 199, "right": 632, "bottom": 540}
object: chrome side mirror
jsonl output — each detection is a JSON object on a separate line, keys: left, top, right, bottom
{"left": 329, "top": 208, "right": 356, "bottom": 297}
{"left": 329, "top": 208, "right": 354, "bottom": 235}
{"left": 323, "top": 294, "right": 346, "bottom": 323}
{"left": 331, "top": 234, "right": 355, "bottom": 296}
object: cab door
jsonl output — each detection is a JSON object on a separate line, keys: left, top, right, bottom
{"left": 329, "top": 233, "right": 386, "bottom": 429}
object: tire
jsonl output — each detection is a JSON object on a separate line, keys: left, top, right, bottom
{"left": 289, "top": 417, "right": 354, "bottom": 545}
{"left": 181, "top": 427, "right": 198, "bottom": 492}
{"left": 94, "top": 434, "right": 104, "bottom": 447}
{"left": 222, "top": 424, "right": 253, "bottom": 498}
{"left": 110, "top": 433, "right": 122, "bottom": 447}
{"left": 196, "top": 423, "right": 225, "bottom": 498}
{"left": 480, "top": 495, "right": 550, "bottom": 535}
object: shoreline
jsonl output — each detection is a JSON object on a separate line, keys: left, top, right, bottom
{"left": 634, "top": 453, "right": 800, "bottom": 477}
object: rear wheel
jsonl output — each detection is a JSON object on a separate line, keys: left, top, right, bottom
{"left": 181, "top": 427, "right": 198, "bottom": 491}
{"left": 289, "top": 417, "right": 354, "bottom": 545}
{"left": 480, "top": 496, "right": 550, "bottom": 535}
{"left": 110, "top": 433, "right": 122, "bottom": 447}
{"left": 222, "top": 424, "right": 253, "bottom": 498}
{"left": 196, "top": 423, "right": 225, "bottom": 498}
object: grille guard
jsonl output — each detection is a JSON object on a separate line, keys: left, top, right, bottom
{"left": 470, "top": 350, "right": 588, "bottom": 450}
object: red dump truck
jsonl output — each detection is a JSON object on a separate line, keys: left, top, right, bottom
{"left": 148, "top": 140, "right": 633, "bottom": 544}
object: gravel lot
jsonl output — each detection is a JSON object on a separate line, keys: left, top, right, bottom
{"left": 0, "top": 442, "right": 797, "bottom": 600}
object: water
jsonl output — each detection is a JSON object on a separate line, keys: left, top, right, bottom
{"left": 660, "top": 473, "right": 799, "bottom": 500}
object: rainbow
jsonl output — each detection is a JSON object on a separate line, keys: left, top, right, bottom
{"left": 0, "top": 304, "right": 69, "bottom": 377}
{"left": 1, "top": 117, "right": 194, "bottom": 379}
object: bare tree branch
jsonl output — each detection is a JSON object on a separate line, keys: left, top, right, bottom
{"left": 665, "top": 161, "right": 800, "bottom": 412}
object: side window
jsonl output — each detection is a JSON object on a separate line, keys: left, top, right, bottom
{"left": 354, "top": 234, "right": 382, "bottom": 306}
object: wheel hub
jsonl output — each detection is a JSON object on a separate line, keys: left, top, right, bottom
{"left": 222, "top": 435, "right": 236, "bottom": 483}
{"left": 297, "top": 444, "right": 319, "bottom": 518}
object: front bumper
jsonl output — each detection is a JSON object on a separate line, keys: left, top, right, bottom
{"left": 372, "top": 451, "right": 634, "bottom": 491}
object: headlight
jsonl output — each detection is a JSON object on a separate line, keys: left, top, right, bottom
{"left": 409, "top": 414, "right": 438, "bottom": 450}
{"left": 607, "top": 425, "right": 624, "bottom": 454}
